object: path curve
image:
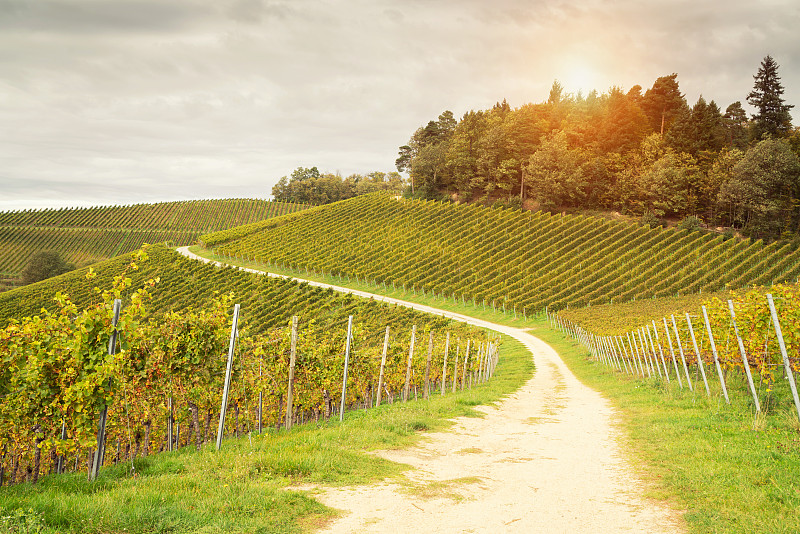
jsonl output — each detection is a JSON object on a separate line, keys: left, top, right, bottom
{"left": 176, "top": 247, "right": 684, "bottom": 533}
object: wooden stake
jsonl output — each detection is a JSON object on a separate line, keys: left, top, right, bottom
{"left": 424, "top": 330, "right": 434, "bottom": 399}
{"left": 403, "top": 326, "right": 416, "bottom": 402}
{"left": 376, "top": 326, "right": 390, "bottom": 407}
{"left": 286, "top": 316, "right": 298, "bottom": 429}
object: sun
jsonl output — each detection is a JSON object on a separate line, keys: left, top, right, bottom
{"left": 563, "top": 62, "right": 599, "bottom": 94}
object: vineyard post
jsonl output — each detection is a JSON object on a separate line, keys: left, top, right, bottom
{"left": 286, "top": 316, "right": 299, "bottom": 429}
{"left": 626, "top": 332, "right": 643, "bottom": 377}
{"left": 645, "top": 326, "right": 663, "bottom": 380}
{"left": 403, "top": 326, "right": 416, "bottom": 402}
{"left": 258, "top": 357, "right": 263, "bottom": 434}
{"left": 90, "top": 298, "right": 121, "bottom": 482}
{"left": 0, "top": 444, "right": 5, "bottom": 486}
{"left": 601, "top": 337, "right": 614, "bottom": 370}
{"left": 441, "top": 332, "right": 450, "bottom": 396}
{"left": 452, "top": 345, "right": 459, "bottom": 393}
{"left": 424, "top": 330, "right": 433, "bottom": 399}
{"left": 167, "top": 396, "right": 174, "bottom": 452}
{"left": 616, "top": 336, "right": 632, "bottom": 375}
{"left": 650, "top": 321, "right": 670, "bottom": 383}
{"left": 609, "top": 337, "right": 623, "bottom": 372}
{"left": 215, "top": 303, "right": 240, "bottom": 451}
{"left": 376, "top": 326, "right": 390, "bottom": 407}
{"left": 766, "top": 294, "right": 800, "bottom": 420}
{"left": 339, "top": 315, "right": 353, "bottom": 422}
{"left": 727, "top": 300, "right": 760, "bottom": 412}
{"left": 462, "top": 340, "right": 471, "bottom": 391}
{"left": 670, "top": 315, "right": 693, "bottom": 391}
{"left": 661, "top": 318, "right": 683, "bottom": 388}
{"left": 686, "top": 313, "right": 711, "bottom": 397}
{"left": 702, "top": 306, "right": 730, "bottom": 404}
{"left": 56, "top": 421, "right": 66, "bottom": 474}
{"left": 640, "top": 328, "right": 656, "bottom": 378}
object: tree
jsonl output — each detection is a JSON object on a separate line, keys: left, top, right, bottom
{"left": 723, "top": 101, "right": 749, "bottom": 150}
{"left": 524, "top": 131, "right": 587, "bottom": 210}
{"left": 642, "top": 74, "right": 687, "bottom": 135}
{"left": 717, "top": 138, "right": 800, "bottom": 237}
{"left": 396, "top": 110, "right": 457, "bottom": 197}
{"left": 21, "top": 250, "right": 74, "bottom": 285}
{"left": 747, "top": 55, "right": 794, "bottom": 139}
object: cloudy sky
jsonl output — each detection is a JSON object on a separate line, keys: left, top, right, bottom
{"left": 1, "top": 0, "right": 798, "bottom": 210}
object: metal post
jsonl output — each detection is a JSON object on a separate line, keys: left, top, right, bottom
{"left": 403, "top": 326, "right": 416, "bottom": 402}
{"left": 462, "top": 340, "right": 471, "bottom": 390}
{"left": 339, "top": 315, "right": 354, "bottom": 422}
{"left": 216, "top": 303, "right": 240, "bottom": 451}
{"left": 650, "top": 321, "right": 670, "bottom": 382}
{"left": 671, "top": 315, "right": 693, "bottom": 391}
{"left": 702, "top": 306, "right": 729, "bottom": 404}
{"left": 686, "top": 313, "right": 710, "bottom": 397}
{"left": 424, "top": 330, "right": 434, "bottom": 399}
{"left": 452, "top": 345, "right": 459, "bottom": 393}
{"left": 441, "top": 332, "right": 450, "bottom": 396}
{"left": 286, "top": 316, "right": 299, "bottom": 429}
{"left": 728, "top": 300, "right": 760, "bottom": 412}
{"left": 376, "top": 326, "right": 390, "bottom": 407}
{"left": 91, "top": 298, "right": 121, "bottom": 481}
{"left": 766, "top": 294, "right": 800, "bottom": 420}
{"left": 662, "top": 317, "right": 683, "bottom": 388}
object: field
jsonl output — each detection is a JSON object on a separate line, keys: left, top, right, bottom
{"left": 0, "top": 199, "right": 310, "bottom": 291}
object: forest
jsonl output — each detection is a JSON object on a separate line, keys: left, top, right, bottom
{"left": 396, "top": 56, "right": 799, "bottom": 240}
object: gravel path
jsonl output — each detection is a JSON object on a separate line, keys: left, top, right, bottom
{"left": 177, "top": 247, "right": 685, "bottom": 533}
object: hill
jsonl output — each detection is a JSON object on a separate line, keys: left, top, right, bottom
{"left": 199, "top": 193, "right": 800, "bottom": 313}
{"left": 0, "top": 198, "right": 311, "bottom": 291}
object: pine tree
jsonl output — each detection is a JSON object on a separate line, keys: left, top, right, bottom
{"left": 747, "top": 55, "right": 794, "bottom": 139}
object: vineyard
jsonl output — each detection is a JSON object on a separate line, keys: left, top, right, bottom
{"left": 0, "top": 245, "right": 494, "bottom": 486}
{"left": 553, "top": 283, "right": 800, "bottom": 419}
{"left": 0, "top": 199, "right": 311, "bottom": 291}
{"left": 201, "top": 193, "right": 800, "bottom": 313}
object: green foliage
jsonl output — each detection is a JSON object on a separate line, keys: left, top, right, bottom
{"left": 272, "top": 168, "right": 405, "bottom": 204}
{"left": 747, "top": 55, "right": 794, "bottom": 139}
{"left": 677, "top": 215, "right": 704, "bottom": 232}
{"left": 20, "top": 251, "right": 74, "bottom": 286}
{"left": 640, "top": 210, "right": 662, "bottom": 228}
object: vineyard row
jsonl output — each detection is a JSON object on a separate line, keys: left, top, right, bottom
{"left": 551, "top": 283, "right": 800, "bottom": 420}
{"left": 202, "top": 193, "right": 800, "bottom": 313}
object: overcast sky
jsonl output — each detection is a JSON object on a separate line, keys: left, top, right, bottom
{"left": 1, "top": 0, "right": 799, "bottom": 211}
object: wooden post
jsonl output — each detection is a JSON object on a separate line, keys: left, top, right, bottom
{"left": 728, "top": 300, "right": 759, "bottom": 412}
{"left": 685, "top": 313, "right": 710, "bottom": 397}
{"left": 339, "top": 315, "right": 354, "bottom": 422}
{"left": 90, "top": 298, "right": 121, "bottom": 481}
{"left": 286, "top": 316, "right": 299, "bottom": 429}
{"left": 216, "top": 304, "right": 240, "bottom": 451}
{"left": 701, "top": 306, "right": 729, "bottom": 404}
{"left": 376, "top": 326, "right": 390, "bottom": 407}
{"left": 403, "top": 326, "right": 416, "bottom": 402}
{"left": 441, "top": 332, "right": 450, "bottom": 396}
{"left": 670, "top": 315, "right": 693, "bottom": 391}
{"left": 662, "top": 317, "right": 683, "bottom": 389}
{"left": 766, "top": 294, "right": 800, "bottom": 420}
{"left": 424, "top": 330, "right": 434, "bottom": 399}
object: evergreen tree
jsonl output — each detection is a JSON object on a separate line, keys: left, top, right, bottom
{"left": 747, "top": 55, "right": 794, "bottom": 139}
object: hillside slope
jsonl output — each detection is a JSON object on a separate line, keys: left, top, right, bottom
{"left": 200, "top": 193, "right": 800, "bottom": 312}
{"left": 0, "top": 198, "right": 310, "bottom": 291}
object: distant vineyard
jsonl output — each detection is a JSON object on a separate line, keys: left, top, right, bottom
{"left": 201, "top": 193, "right": 800, "bottom": 313}
{"left": 0, "top": 199, "right": 311, "bottom": 291}
{"left": 0, "top": 246, "right": 491, "bottom": 485}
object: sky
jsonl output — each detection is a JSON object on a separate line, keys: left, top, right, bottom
{"left": 1, "top": 0, "right": 799, "bottom": 211}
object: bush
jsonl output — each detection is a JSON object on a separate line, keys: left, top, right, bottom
{"left": 640, "top": 210, "right": 663, "bottom": 228}
{"left": 21, "top": 250, "right": 74, "bottom": 285}
{"left": 677, "top": 215, "right": 703, "bottom": 232}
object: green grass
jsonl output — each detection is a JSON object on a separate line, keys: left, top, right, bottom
{"left": 189, "top": 246, "right": 800, "bottom": 533}
{"left": 0, "top": 330, "right": 533, "bottom": 534}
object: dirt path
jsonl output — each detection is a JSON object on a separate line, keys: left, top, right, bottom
{"left": 177, "top": 247, "right": 685, "bottom": 533}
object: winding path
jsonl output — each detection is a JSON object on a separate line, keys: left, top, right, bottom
{"left": 177, "top": 247, "right": 684, "bottom": 533}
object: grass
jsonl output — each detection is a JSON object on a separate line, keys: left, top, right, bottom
{"left": 0, "top": 331, "right": 533, "bottom": 534}
{"left": 190, "top": 245, "right": 800, "bottom": 533}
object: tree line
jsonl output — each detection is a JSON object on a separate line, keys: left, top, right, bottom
{"left": 272, "top": 167, "right": 406, "bottom": 205}
{"left": 396, "top": 56, "right": 799, "bottom": 240}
